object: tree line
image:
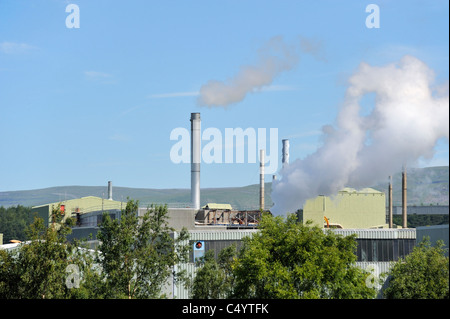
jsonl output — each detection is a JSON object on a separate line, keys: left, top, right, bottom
{"left": 0, "top": 201, "right": 448, "bottom": 299}
{"left": 0, "top": 205, "right": 34, "bottom": 243}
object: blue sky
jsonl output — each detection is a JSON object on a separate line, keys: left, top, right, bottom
{"left": 0, "top": 0, "right": 448, "bottom": 192}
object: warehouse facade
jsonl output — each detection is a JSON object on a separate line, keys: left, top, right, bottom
{"left": 298, "top": 188, "right": 387, "bottom": 229}
{"left": 168, "top": 227, "right": 418, "bottom": 299}
{"left": 31, "top": 196, "right": 127, "bottom": 227}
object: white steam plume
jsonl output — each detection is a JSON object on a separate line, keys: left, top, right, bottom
{"left": 271, "top": 55, "right": 449, "bottom": 215}
{"left": 197, "top": 36, "right": 300, "bottom": 107}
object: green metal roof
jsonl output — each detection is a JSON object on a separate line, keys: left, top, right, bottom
{"left": 339, "top": 187, "right": 382, "bottom": 194}
{"left": 202, "top": 203, "right": 233, "bottom": 210}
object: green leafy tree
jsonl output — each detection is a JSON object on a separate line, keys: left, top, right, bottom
{"left": 0, "top": 205, "right": 34, "bottom": 243}
{"left": 63, "top": 237, "right": 105, "bottom": 299}
{"left": 95, "top": 199, "right": 190, "bottom": 299}
{"left": 383, "top": 238, "right": 449, "bottom": 299}
{"left": 231, "top": 213, "right": 377, "bottom": 299}
{"left": 191, "top": 245, "right": 237, "bottom": 299}
{"left": 0, "top": 205, "right": 76, "bottom": 299}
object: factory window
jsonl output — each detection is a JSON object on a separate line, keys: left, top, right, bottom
{"left": 356, "top": 239, "right": 415, "bottom": 262}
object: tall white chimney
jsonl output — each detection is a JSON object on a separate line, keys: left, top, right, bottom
{"left": 282, "top": 139, "right": 289, "bottom": 168}
{"left": 402, "top": 165, "right": 407, "bottom": 228}
{"left": 388, "top": 176, "right": 393, "bottom": 228}
{"left": 191, "top": 113, "right": 201, "bottom": 210}
{"left": 260, "top": 149, "right": 265, "bottom": 211}
{"left": 108, "top": 181, "right": 113, "bottom": 200}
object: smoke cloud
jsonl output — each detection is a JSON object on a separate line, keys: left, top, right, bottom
{"left": 271, "top": 55, "right": 449, "bottom": 215}
{"left": 197, "top": 36, "right": 300, "bottom": 107}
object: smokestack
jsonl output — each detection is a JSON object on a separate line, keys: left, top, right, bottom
{"left": 108, "top": 181, "right": 113, "bottom": 200}
{"left": 260, "top": 149, "right": 265, "bottom": 211}
{"left": 388, "top": 176, "right": 393, "bottom": 228}
{"left": 402, "top": 166, "right": 407, "bottom": 228}
{"left": 191, "top": 113, "right": 201, "bottom": 210}
{"left": 282, "top": 139, "right": 289, "bottom": 168}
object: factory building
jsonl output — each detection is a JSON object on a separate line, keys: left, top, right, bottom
{"left": 416, "top": 224, "right": 449, "bottom": 257}
{"left": 298, "top": 188, "right": 387, "bottom": 229}
{"left": 392, "top": 205, "right": 449, "bottom": 215}
{"left": 32, "top": 195, "right": 127, "bottom": 228}
{"left": 167, "top": 227, "right": 419, "bottom": 298}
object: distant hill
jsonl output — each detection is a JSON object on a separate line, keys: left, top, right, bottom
{"left": 372, "top": 166, "right": 449, "bottom": 207}
{"left": 0, "top": 166, "right": 447, "bottom": 210}
{"left": 0, "top": 184, "right": 272, "bottom": 211}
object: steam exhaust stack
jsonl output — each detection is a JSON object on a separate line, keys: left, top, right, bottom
{"left": 388, "top": 176, "right": 393, "bottom": 228}
{"left": 191, "top": 113, "right": 201, "bottom": 210}
{"left": 260, "top": 149, "right": 265, "bottom": 211}
{"left": 108, "top": 181, "right": 113, "bottom": 200}
{"left": 402, "top": 166, "right": 407, "bottom": 228}
{"left": 282, "top": 139, "right": 289, "bottom": 168}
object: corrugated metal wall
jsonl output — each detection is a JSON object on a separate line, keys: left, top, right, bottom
{"left": 174, "top": 261, "right": 396, "bottom": 299}
{"left": 357, "top": 261, "right": 393, "bottom": 298}
{"left": 330, "top": 228, "right": 416, "bottom": 239}
{"left": 172, "top": 229, "right": 413, "bottom": 299}
{"left": 185, "top": 229, "right": 258, "bottom": 241}
{"left": 174, "top": 229, "right": 258, "bottom": 299}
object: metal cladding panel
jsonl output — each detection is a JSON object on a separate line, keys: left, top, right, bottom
{"left": 175, "top": 263, "right": 197, "bottom": 298}
{"left": 187, "top": 229, "right": 258, "bottom": 241}
{"left": 174, "top": 229, "right": 258, "bottom": 298}
{"left": 416, "top": 225, "right": 449, "bottom": 256}
{"left": 31, "top": 196, "right": 126, "bottom": 227}
{"left": 357, "top": 261, "right": 393, "bottom": 277}
{"left": 329, "top": 228, "right": 416, "bottom": 239}
{"left": 357, "top": 261, "right": 394, "bottom": 298}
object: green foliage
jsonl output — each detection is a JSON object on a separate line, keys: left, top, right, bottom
{"left": 95, "top": 199, "right": 190, "bottom": 299}
{"left": 0, "top": 205, "right": 34, "bottom": 243}
{"left": 383, "top": 238, "right": 449, "bottom": 299}
{"left": 231, "top": 214, "right": 377, "bottom": 299}
{"left": 190, "top": 214, "right": 377, "bottom": 299}
{"left": 0, "top": 206, "right": 75, "bottom": 298}
{"left": 0, "top": 199, "right": 191, "bottom": 299}
{"left": 191, "top": 245, "right": 237, "bottom": 299}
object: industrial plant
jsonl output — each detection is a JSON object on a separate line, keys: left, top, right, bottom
{"left": 5, "top": 112, "right": 448, "bottom": 298}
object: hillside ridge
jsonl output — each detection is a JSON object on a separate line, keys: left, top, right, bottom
{"left": 0, "top": 166, "right": 448, "bottom": 210}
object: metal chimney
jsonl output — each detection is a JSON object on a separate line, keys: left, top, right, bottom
{"left": 108, "top": 181, "right": 113, "bottom": 200}
{"left": 282, "top": 139, "right": 289, "bottom": 168}
{"left": 402, "top": 166, "right": 407, "bottom": 228}
{"left": 388, "top": 176, "right": 393, "bottom": 228}
{"left": 260, "top": 149, "right": 265, "bottom": 211}
{"left": 190, "top": 113, "right": 201, "bottom": 210}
